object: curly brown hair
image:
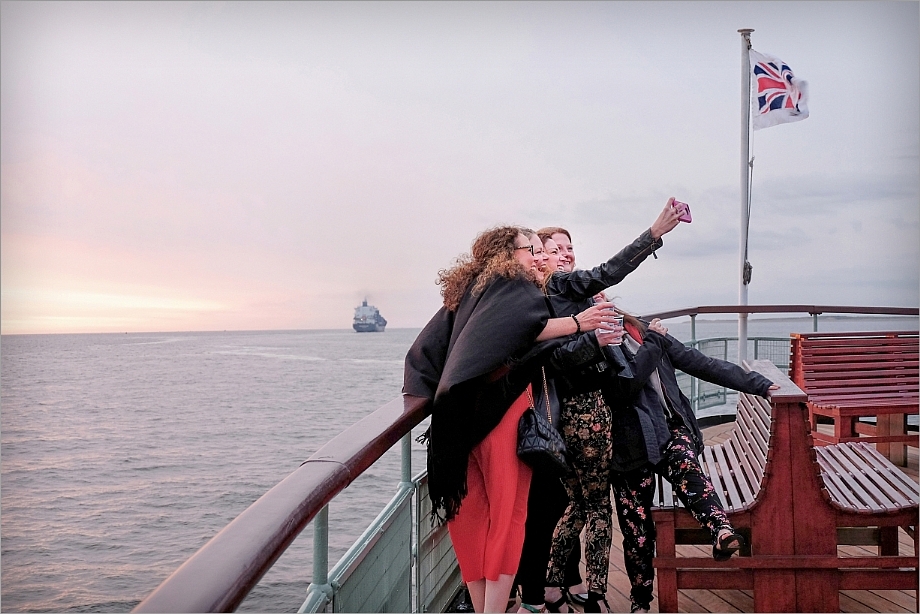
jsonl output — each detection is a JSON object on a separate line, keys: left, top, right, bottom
{"left": 437, "top": 226, "right": 537, "bottom": 311}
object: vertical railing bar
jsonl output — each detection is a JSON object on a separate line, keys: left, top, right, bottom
{"left": 690, "top": 315, "right": 698, "bottom": 412}
{"left": 401, "top": 433, "right": 412, "bottom": 485}
{"left": 310, "top": 504, "right": 333, "bottom": 608}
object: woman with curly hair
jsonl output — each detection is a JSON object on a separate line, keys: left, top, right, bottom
{"left": 404, "top": 226, "right": 614, "bottom": 613}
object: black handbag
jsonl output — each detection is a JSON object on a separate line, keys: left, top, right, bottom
{"left": 517, "top": 368, "right": 569, "bottom": 477}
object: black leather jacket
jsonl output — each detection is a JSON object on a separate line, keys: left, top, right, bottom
{"left": 601, "top": 328, "right": 774, "bottom": 472}
{"left": 544, "top": 229, "right": 662, "bottom": 319}
{"left": 542, "top": 229, "right": 663, "bottom": 398}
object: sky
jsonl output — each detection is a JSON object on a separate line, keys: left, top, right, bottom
{"left": 1, "top": 1, "right": 918, "bottom": 335}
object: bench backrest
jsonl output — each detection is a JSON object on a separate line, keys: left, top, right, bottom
{"left": 789, "top": 331, "right": 919, "bottom": 403}
{"left": 654, "top": 361, "right": 775, "bottom": 512}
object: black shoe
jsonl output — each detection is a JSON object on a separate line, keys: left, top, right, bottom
{"left": 582, "top": 591, "right": 611, "bottom": 613}
{"left": 545, "top": 594, "right": 568, "bottom": 613}
{"left": 507, "top": 585, "right": 519, "bottom": 612}
{"left": 564, "top": 587, "right": 587, "bottom": 606}
{"left": 713, "top": 531, "right": 745, "bottom": 561}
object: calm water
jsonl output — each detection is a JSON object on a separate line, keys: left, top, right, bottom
{"left": 1, "top": 328, "right": 429, "bottom": 612}
{"left": 1, "top": 315, "right": 916, "bottom": 612}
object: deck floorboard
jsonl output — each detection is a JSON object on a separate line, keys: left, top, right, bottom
{"left": 581, "top": 423, "right": 918, "bottom": 613}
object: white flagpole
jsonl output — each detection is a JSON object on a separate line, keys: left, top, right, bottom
{"left": 738, "top": 29, "right": 753, "bottom": 365}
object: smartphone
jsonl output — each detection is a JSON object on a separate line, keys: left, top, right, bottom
{"left": 672, "top": 200, "right": 692, "bottom": 223}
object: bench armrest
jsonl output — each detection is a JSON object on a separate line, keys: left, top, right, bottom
{"left": 743, "top": 359, "right": 807, "bottom": 404}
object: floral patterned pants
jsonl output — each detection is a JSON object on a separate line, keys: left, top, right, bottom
{"left": 611, "top": 424, "right": 733, "bottom": 610}
{"left": 546, "top": 390, "right": 612, "bottom": 593}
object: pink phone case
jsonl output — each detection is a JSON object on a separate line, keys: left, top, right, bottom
{"left": 672, "top": 200, "right": 692, "bottom": 223}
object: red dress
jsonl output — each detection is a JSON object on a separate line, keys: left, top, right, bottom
{"left": 447, "top": 387, "right": 533, "bottom": 582}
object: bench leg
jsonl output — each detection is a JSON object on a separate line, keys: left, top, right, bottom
{"left": 835, "top": 411, "right": 856, "bottom": 442}
{"left": 795, "top": 570, "right": 839, "bottom": 612}
{"left": 875, "top": 414, "right": 907, "bottom": 466}
{"left": 879, "top": 526, "right": 899, "bottom": 556}
{"left": 754, "top": 570, "right": 796, "bottom": 612}
{"left": 654, "top": 515, "right": 678, "bottom": 613}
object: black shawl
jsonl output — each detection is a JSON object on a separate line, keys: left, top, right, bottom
{"left": 404, "top": 273, "right": 551, "bottom": 521}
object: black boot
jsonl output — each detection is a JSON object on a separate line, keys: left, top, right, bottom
{"left": 582, "top": 591, "right": 610, "bottom": 613}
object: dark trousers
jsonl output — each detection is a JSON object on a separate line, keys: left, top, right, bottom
{"left": 611, "top": 425, "right": 732, "bottom": 610}
{"left": 516, "top": 466, "right": 583, "bottom": 605}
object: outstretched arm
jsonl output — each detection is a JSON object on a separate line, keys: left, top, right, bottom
{"left": 536, "top": 301, "right": 618, "bottom": 341}
{"left": 545, "top": 198, "right": 684, "bottom": 302}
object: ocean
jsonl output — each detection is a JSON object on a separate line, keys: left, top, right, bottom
{"left": 1, "top": 315, "right": 916, "bottom": 612}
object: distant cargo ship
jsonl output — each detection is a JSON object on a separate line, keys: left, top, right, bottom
{"left": 352, "top": 299, "right": 387, "bottom": 332}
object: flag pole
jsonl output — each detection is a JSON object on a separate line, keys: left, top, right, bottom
{"left": 738, "top": 28, "right": 753, "bottom": 365}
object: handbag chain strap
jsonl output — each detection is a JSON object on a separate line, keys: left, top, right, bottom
{"left": 541, "top": 367, "right": 553, "bottom": 425}
{"left": 524, "top": 367, "right": 554, "bottom": 425}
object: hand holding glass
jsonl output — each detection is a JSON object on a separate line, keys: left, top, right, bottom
{"left": 596, "top": 311, "right": 624, "bottom": 346}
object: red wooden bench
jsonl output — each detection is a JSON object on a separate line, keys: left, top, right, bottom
{"left": 789, "top": 330, "right": 919, "bottom": 466}
{"left": 651, "top": 360, "right": 918, "bottom": 613}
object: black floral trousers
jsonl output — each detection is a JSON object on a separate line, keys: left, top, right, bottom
{"left": 611, "top": 424, "right": 733, "bottom": 610}
{"left": 547, "top": 390, "right": 613, "bottom": 593}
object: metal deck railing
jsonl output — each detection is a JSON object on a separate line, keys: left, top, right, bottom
{"left": 133, "top": 305, "right": 918, "bottom": 613}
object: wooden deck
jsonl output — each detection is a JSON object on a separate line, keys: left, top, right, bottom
{"left": 592, "top": 423, "right": 919, "bottom": 614}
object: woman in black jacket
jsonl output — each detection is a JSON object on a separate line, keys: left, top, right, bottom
{"left": 602, "top": 312, "right": 778, "bottom": 614}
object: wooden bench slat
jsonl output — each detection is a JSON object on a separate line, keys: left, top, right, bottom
{"left": 812, "top": 401, "right": 918, "bottom": 411}
{"left": 793, "top": 330, "right": 918, "bottom": 338}
{"left": 803, "top": 364, "right": 917, "bottom": 373}
{"left": 804, "top": 375, "right": 920, "bottom": 387}
{"left": 821, "top": 445, "right": 896, "bottom": 510}
{"left": 829, "top": 443, "right": 915, "bottom": 508}
{"left": 739, "top": 394, "right": 771, "bottom": 451}
{"left": 801, "top": 346, "right": 918, "bottom": 356}
{"left": 732, "top": 402, "right": 766, "bottom": 482}
{"left": 723, "top": 437, "right": 757, "bottom": 504}
{"left": 851, "top": 442, "right": 920, "bottom": 502}
{"left": 809, "top": 389, "right": 919, "bottom": 400}
{"left": 816, "top": 457, "right": 872, "bottom": 511}
{"left": 803, "top": 352, "right": 918, "bottom": 361}
{"left": 750, "top": 395, "right": 773, "bottom": 433}
{"left": 713, "top": 442, "right": 746, "bottom": 510}
{"left": 732, "top": 424, "right": 764, "bottom": 484}
{"left": 659, "top": 476, "right": 675, "bottom": 508}
{"left": 801, "top": 340, "right": 918, "bottom": 349}
{"left": 797, "top": 331, "right": 918, "bottom": 339}
{"left": 801, "top": 353, "right": 917, "bottom": 361}
{"left": 735, "top": 400, "right": 767, "bottom": 475}
{"left": 815, "top": 446, "right": 887, "bottom": 511}
{"left": 700, "top": 447, "right": 725, "bottom": 506}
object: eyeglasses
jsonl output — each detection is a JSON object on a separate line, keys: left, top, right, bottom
{"left": 514, "top": 245, "right": 535, "bottom": 255}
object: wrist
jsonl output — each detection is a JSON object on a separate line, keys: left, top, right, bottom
{"left": 571, "top": 314, "right": 581, "bottom": 333}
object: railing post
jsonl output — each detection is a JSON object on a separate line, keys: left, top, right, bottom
{"left": 401, "top": 432, "right": 412, "bottom": 485}
{"left": 311, "top": 505, "right": 333, "bottom": 600}
{"left": 690, "top": 315, "right": 698, "bottom": 411}
{"left": 813, "top": 313, "right": 819, "bottom": 332}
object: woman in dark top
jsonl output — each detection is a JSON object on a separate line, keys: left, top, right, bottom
{"left": 601, "top": 311, "right": 779, "bottom": 613}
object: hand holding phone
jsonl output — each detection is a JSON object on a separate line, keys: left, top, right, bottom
{"left": 672, "top": 200, "right": 692, "bottom": 223}
{"left": 671, "top": 200, "right": 693, "bottom": 224}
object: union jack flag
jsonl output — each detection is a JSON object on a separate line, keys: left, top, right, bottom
{"left": 750, "top": 49, "right": 809, "bottom": 130}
